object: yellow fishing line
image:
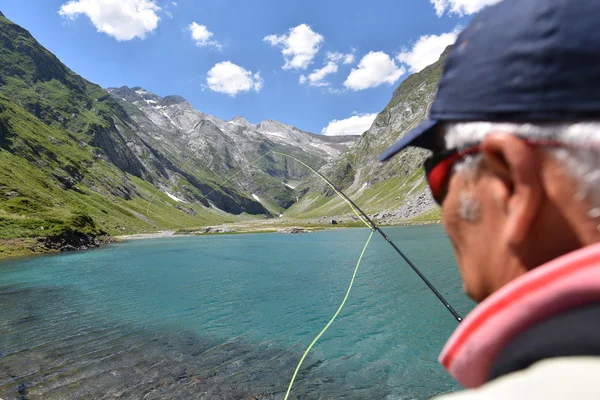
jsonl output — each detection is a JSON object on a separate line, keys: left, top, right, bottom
{"left": 144, "top": 150, "right": 377, "bottom": 398}
{"left": 283, "top": 228, "right": 375, "bottom": 400}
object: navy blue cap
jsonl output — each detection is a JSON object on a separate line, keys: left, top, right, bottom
{"left": 380, "top": 0, "right": 600, "bottom": 162}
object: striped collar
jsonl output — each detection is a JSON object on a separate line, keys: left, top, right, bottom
{"left": 439, "top": 242, "right": 600, "bottom": 388}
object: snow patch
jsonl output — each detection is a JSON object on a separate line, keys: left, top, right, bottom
{"left": 135, "top": 89, "right": 149, "bottom": 95}
{"left": 146, "top": 99, "right": 158, "bottom": 104}
{"left": 230, "top": 120, "right": 250, "bottom": 128}
{"left": 252, "top": 194, "right": 260, "bottom": 202}
{"left": 283, "top": 182, "right": 296, "bottom": 189}
{"left": 161, "top": 111, "right": 181, "bottom": 130}
{"left": 257, "top": 129, "right": 288, "bottom": 139}
{"left": 140, "top": 97, "right": 153, "bottom": 107}
{"left": 165, "top": 192, "right": 185, "bottom": 203}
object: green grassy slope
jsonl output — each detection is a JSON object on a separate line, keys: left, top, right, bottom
{"left": 0, "top": 96, "right": 234, "bottom": 240}
{"left": 0, "top": 12, "right": 253, "bottom": 251}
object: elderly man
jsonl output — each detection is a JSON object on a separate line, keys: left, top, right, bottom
{"left": 380, "top": 0, "right": 600, "bottom": 398}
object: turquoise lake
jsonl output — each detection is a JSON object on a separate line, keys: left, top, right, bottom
{"left": 0, "top": 225, "right": 474, "bottom": 399}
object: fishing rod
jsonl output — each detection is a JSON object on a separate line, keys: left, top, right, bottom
{"left": 321, "top": 174, "right": 463, "bottom": 322}
{"left": 156, "top": 149, "right": 462, "bottom": 321}
{"left": 272, "top": 151, "right": 463, "bottom": 323}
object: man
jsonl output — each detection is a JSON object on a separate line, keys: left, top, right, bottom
{"left": 380, "top": 0, "right": 600, "bottom": 398}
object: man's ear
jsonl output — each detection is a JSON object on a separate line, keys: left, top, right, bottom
{"left": 480, "top": 133, "right": 543, "bottom": 245}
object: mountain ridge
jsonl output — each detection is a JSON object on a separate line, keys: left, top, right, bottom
{"left": 105, "top": 84, "right": 359, "bottom": 212}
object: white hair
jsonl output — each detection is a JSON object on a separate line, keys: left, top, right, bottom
{"left": 441, "top": 121, "right": 600, "bottom": 221}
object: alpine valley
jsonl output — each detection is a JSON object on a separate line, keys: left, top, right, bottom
{"left": 0, "top": 11, "right": 447, "bottom": 257}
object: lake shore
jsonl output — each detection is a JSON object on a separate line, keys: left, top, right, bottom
{"left": 0, "top": 219, "right": 440, "bottom": 260}
{"left": 116, "top": 230, "right": 182, "bottom": 240}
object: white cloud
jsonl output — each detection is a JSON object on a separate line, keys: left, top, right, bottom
{"left": 300, "top": 62, "right": 338, "bottom": 87}
{"left": 172, "top": 1, "right": 177, "bottom": 5}
{"left": 206, "top": 61, "right": 263, "bottom": 97}
{"left": 59, "top": 0, "right": 160, "bottom": 41}
{"left": 396, "top": 27, "right": 460, "bottom": 73}
{"left": 188, "top": 22, "right": 221, "bottom": 50}
{"left": 321, "top": 113, "right": 377, "bottom": 136}
{"left": 343, "top": 52, "right": 405, "bottom": 91}
{"left": 264, "top": 24, "right": 324, "bottom": 70}
{"left": 326, "top": 51, "right": 355, "bottom": 65}
{"left": 430, "top": 0, "right": 502, "bottom": 17}
{"left": 298, "top": 51, "right": 355, "bottom": 88}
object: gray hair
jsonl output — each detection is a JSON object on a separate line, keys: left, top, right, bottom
{"left": 440, "top": 121, "right": 600, "bottom": 221}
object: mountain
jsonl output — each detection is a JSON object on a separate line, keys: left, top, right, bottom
{"left": 288, "top": 47, "right": 451, "bottom": 223}
{"left": 0, "top": 11, "right": 358, "bottom": 254}
{"left": 104, "top": 85, "right": 359, "bottom": 211}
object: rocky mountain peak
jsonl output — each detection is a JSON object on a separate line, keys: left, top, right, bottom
{"left": 229, "top": 116, "right": 255, "bottom": 128}
{"left": 162, "top": 95, "right": 188, "bottom": 107}
{"left": 106, "top": 86, "right": 140, "bottom": 102}
{"left": 256, "top": 119, "right": 293, "bottom": 133}
{"left": 106, "top": 86, "right": 191, "bottom": 109}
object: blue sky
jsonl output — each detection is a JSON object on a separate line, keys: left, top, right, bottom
{"left": 2, "top": 0, "right": 498, "bottom": 135}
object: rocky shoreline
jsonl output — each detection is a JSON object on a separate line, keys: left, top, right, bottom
{"left": 0, "top": 233, "right": 115, "bottom": 260}
{"left": 42, "top": 232, "right": 115, "bottom": 252}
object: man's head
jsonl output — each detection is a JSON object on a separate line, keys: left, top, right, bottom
{"left": 380, "top": 0, "right": 600, "bottom": 302}
{"left": 432, "top": 122, "right": 600, "bottom": 301}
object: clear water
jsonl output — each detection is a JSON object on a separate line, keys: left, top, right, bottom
{"left": 0, "top": 225, "right": 474, "bottom": 399}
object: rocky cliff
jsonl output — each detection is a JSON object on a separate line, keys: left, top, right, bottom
{"left": 288, "top": 47, "right": 451, "bottom": 223}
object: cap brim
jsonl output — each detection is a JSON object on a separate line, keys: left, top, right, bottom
{"left": 379, "top": 119, "right": 440, "bottom": 162}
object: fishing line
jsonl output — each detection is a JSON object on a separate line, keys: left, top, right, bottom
{"left": 270, "top": 150, "right": 463, "bottom": 323}
{"left": 284, "top": 228, "right": 374, "bottom": 400}
{"left": 287, "top": 156, "right": 464, "bottom": 323}
{"left": 144, "top": 149, "right": 462, "bottom": 398}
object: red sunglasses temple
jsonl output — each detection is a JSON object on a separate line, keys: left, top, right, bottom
{"left": 427, "top": 146, "right": 480, "bottom": 202}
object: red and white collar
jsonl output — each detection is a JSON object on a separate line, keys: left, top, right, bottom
{"left": 439, "top": 242, "right": 600, "bottom": 388}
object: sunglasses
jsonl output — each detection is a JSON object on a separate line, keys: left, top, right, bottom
{"left": 423, "top": 139, "right": 565, "bottom": 205}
